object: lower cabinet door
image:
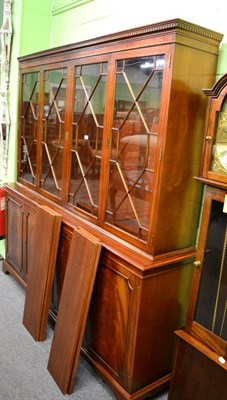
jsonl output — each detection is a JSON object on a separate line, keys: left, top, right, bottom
{"left": 83, "top": 255, "right": 138, "bottom": 388}
{"left": 6, "top": 194, "right": 36, "bottom": 282}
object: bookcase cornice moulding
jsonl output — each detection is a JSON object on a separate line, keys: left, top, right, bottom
{"left": 18, "top": 18, "right": 223, "bottom": 68}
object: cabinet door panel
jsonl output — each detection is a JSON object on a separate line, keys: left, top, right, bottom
{"left": 68, "top": 61, "right": 108, "bottom": 218}
{"left": 169, "top": 334, "right": 227, "bottom": 400}
{"left": 40, "top": 68, "right": 67, "bottom": 198}
{"left": 195, "top": 200, "right": 227, "bottom": 341}
{"left": 105, "top": 53, "right": 165, "bottom": 242}
{"left": 24, "top": 206, "right": 37, "bottom": 281}
{"left": 6, "top": 197, "right": 24, "bottom": 277}
{"left": 188, "top": 191, "right": 227, "bottom": 356}
{"left": 51, "top": 224, "right": 73, "bottom": 314}
{"left": 84, "top": 260, "right": 134, "bottom": 381}
{"left": 132, "top": 263, "right": 193, "bottom": 392}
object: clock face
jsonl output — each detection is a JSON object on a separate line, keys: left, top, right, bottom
{"left": 216, "top": 144, "right": 227, "bottom": 171}
{"left": 211, "top": 112, "right": 227, "bottom": 175}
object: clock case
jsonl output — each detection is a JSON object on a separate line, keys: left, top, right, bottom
{"left": 190, "top": 73, "right": 227, "bottom": 353}
{"left": 168, "top": 74, "right": 227, "bottom": 400}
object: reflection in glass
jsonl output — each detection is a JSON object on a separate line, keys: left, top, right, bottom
{"left": 69, "top": 62, "right": 107, "bottom": 217}
{"left": 40, "top": 68, "right": 67, "bottom": 198}
{"left": 195, "top": 200, "right": 227, "bottom": 340}
{"left": 105, "top": 55, "right": 164, "bottom": 241}
{"left": 20, "top": 72, "right": 39, "bottom": 184}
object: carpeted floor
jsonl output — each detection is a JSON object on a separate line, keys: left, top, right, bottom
{"left": 0, "top": 267, "right": 168, "bottom": 400}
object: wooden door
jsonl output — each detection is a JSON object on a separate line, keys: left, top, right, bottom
{"left": 185, "top": 186, "right": 227, "bottom": 357}
{"left": 83, "top": 252, "right": 139, "bottom": 388}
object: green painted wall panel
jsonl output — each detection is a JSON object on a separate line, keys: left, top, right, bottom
{"left": 19, "top": 0, "right": 52, "bottom": 56}
{"left": 0, "top": 0, "right": 3, "bottom": 26}
{"left": 217, "top": 43, "right": 227, "bottom": 81}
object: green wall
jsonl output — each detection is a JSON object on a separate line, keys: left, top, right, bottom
{"left": 217, "top": 43, "right": 227, "bottom": 81}
{"left": 19, "top": 0, "right": 52, "bottom": 55}
{"left": 0, "top": 0, "right": 3, "bottom": 26}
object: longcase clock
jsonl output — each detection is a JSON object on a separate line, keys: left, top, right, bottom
{"left": 169, "top": 73, "right": 227, "bottom": 400}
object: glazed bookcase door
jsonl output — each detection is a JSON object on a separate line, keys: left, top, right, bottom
{"left": 195, "top": 199, "right": 227, "bottom": 339}
{"left": 19, "top": 71, "right": 40, "bottom": 185}
{"left": 40, "top": 67, "right": 68, "bottom": 199}
{"left": 104, "top": 51, "right": 165, "bottom": 243}
{"left": 68, "top": 59, "right": 108, "bottom": 219}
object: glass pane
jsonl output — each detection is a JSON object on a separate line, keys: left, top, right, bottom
{"left": 40, "top": 68, "right": 67, "bottom": 197}
{"left": 210, "top": 96, "right": 227, "bottom": 174}
{"left": 105, "top": 55, "right": 164, "bottom": 241}
{"left": 20, "top": 72, "right": 39, "bottom": 184}
{"left": 69, "top": 62, "right": 107, "bottom": 217}
{"left": 195, "top": 200, "right": 227, "bottom": 340}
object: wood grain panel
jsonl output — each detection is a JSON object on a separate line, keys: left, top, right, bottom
{"left": 6, "top": 196, "right": 23, "bottom": 275}
{"left": 169, "top": 330, "right": 227, "bottom": 400}
{"left": 24, "top": 205, "right": 36, "bottom": 282}
{"left": 47, "top": 228, "right": 102, "bottom": 394}
{"left": 84, "top": 260, "right": 133, "bottom": 378}
{"left": 23, "top": 205, "right": 62, "bottom": 341}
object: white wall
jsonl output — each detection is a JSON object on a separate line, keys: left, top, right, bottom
{"left": 51, "top": 0, "right": 227, "bottom": 47}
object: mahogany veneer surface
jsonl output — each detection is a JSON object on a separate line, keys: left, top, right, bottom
{"left": 23, "top": 205, "right": 62, "bottom": 341}
{"left": 168, "top": 330, "right": 227, "bottom": 400}
{"left": 47, "top": 228, "right": 102, "bottom": 394}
